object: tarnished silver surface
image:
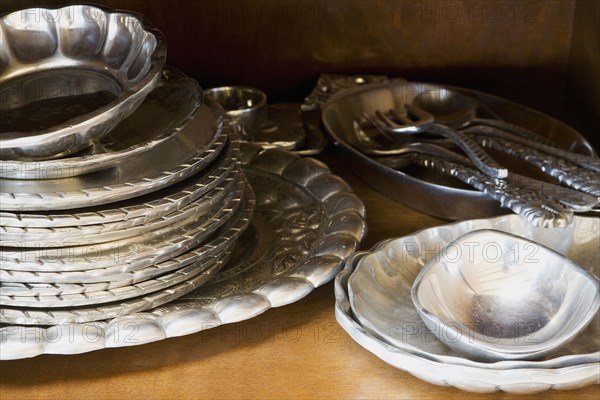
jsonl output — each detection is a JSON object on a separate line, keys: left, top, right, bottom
{"left": 322, "top": 82, "right": 596, "bottom": 221}
{"left": 0, "top": 97, "right": 230, "bottom": 211}
{"left": 0, "top": 172, "right": 241, "bottom": 245}
{"left": 337, "top": 215, "right": 599, "bottom": 393}
{"left": 1, "top": 173, "right": 246, "bottom": 277}
{"left": 0, "top": 5, "right": 166, "bottom": 160}
{"left": 206, "top": 86, "right": 267, "bottom": 141}
{"left": 0, "top": 131, "right": 230, "bottom": 227}
{"left": 0, "top": 144, "right": 366, "bottom": 359}
{"left": 380, "top": 153, "right": 573, "bottom": 228}
{"left": 0, "top": 68, "right": 204, "bottom": 179}
{"left": 411, "top": 229, "right": 600, "bottom": 362}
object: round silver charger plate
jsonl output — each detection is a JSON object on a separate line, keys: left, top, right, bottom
{"left": 0, "top": 67, "right": 204, "bottom": 179}
{"left": 0, "top": 4, "right": 166, "bottom": 160}
{"left": 0, "top": 131, "right": 231, "bottom": 228}
{"left": 321, "top": 82, "right": 596, "bottom": 221}
{"left": 0, "top": 96, "right": 228, "bottom": 211}
{"left": 335, "top": 215, "right": 599, "bottom": 394}
{"left": 0, "top": 143, "right": 366, "bottom": 359}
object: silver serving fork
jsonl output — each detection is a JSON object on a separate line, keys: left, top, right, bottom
{"left": 364, "top": 104, "right": 508, "bottom": 179}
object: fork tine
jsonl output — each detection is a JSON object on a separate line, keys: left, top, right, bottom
{"left": 389, "top": 108, "right": 414, "bottom": 126}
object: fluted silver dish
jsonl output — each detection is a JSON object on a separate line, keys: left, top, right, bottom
{"left": 0, "top": 143, "right": 366, "bottom": 359}
{"left": 0, "top": 4, "right": 167, "bottom": 160}
{"left": 335, "top": 215, "right": 599, "bottom": 393}
{"left": 0, "top": 67, "right": 203, "bottom": 179}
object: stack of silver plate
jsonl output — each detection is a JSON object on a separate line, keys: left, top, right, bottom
{"left": 0, "top": 5, "right": 367, "bottom": 359}
{"left": 0, "top": 65, "right": 255, "bottom": 325}
{"left": 0, "top": 4, "right": 255, "bottom": 325}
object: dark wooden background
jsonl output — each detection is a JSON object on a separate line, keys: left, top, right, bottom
{"left": 1, "top": 0, "right": 598, "bottom": 147}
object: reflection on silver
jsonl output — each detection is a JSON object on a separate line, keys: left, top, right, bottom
{"left": 0, "top": 132, "right": 229, "bottom": 228}
{"left": 0, "top": 4, "right": 167, "bottom": 160}
{"left": 206, "top": 86, "right": 267, "bottom": 141}
{"left": 0, "top": 144, "right": 366, "bottom": 359}
{"left": 322, "top": 81, "right": 595, "bottom": 221}
{"left": 0, "top": 97, "right": 229, "bottom": 211}
{"left": 338, "top": 215, "right": 599, "bottom": 393}
{"left": 412, "top": 229, "right": 599, "bottom": 362}
{"left": 0, "top": 186, "right": 255, "bottom": 324}
{"left": 0, "top": 68, "right": 203, "bottom": 179}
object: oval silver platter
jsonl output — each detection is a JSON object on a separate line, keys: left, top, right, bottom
{"left": 0, "top": 131, "right": 230, "bottom": 228}
{"left": 0, "top": 4, "right": 167, "bottom": 160}
{"left": 0, "top": 67, "right": 203, "bottom": 179}
{"left": 0, "top": 96, "right": 228, "bottom": 211}
{"left": 335, "top": 215, "right": 599, "bottom": 394}
{"left": 0, "top": 143, "right": 366, "bottom": 359}
{"left": 321, "top": 82, "right": 596, "bottom": 221}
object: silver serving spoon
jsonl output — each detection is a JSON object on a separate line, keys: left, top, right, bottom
{"left": 413, "top": 89, "right": 600, "bottom": 172}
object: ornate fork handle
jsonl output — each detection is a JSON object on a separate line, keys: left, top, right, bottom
{"left": 381, "top": 154, "right": 573, "bottom": 228}
{"left": 472, "top": 135, "right": 600, "bottom": 198}
{"left": 464, "top": 125, "right": 600, "bottom": 172}
{"left": 366, "top": 109, "right": 508, "bottom": 179}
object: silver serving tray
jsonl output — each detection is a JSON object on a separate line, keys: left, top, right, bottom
{"left": 0, "top": 97, "right": 229, "bottom": 211}
{"left": 0, "top": 5, "right": 166, "bottom": 160}
{"left": 0, "top": 132, "right": 230, "bottom": 228}
{"left": 335, "top": 215, "right": 599, "bottom": 393}
{"left": 322, "top": 82, "right": 596, "bottom": 221}
{"left": 0, "top": 144, "right": 366, "bottom": 359}
{"left": 0, "top": 67, "right": 203, "bottom": 179}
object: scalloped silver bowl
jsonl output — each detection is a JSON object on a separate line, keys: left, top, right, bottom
{"left": 0, "top": 4, "right": 167, "bottom": 160}
{"left": 412, "top": 229, "right": 600, "bottom": 362}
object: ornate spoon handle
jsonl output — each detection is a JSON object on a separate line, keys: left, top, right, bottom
{"left": 464, "top": 125, "right": 600, "bottom": 172}
{"left": 380, "top": 154, "right": 573, "bottom": 228}
{"left": 472, "top": 135, "right": 600, "bottom": 198}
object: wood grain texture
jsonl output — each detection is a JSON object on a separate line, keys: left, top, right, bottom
{"left": 1, "top": 150, "right": 598, "bottom": 400}
{"left": 0, "top": 1, "right": 597, "bottom": 397}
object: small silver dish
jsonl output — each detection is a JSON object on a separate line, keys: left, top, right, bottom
{"left": 0, "top": 4, "right": 166, "bottom": 160}
{"left": 411, "top": 229, "right": 600, "bottom": 362}
{"left": 206, "top": 86, "right": 267, "bottom": 140}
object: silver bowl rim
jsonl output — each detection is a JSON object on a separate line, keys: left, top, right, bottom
{"left": 0, "top": 3, "right": 167, "bottom": 147}
{"left": 410, "top": 228, "right": 600, "bottom": 358}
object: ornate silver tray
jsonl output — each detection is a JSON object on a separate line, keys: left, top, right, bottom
{"left": 0, "top": 144, "right": 366, "bottom": 359}
{"left": 0, "top": 5, "right": 166, "bottom": 160}
{"left": 0, "top": 133, "right": 231, "bottom": 228}
{"left": 0, "top": 67, "right": 204, "bottom": 179}
{"left": 0, "top": 97, "right": 230, "bottom": 211}
{"left": 322, "top": 82, "right": 596, "bottom": 221}
{"left": 335, "top": 215, "right": 599, "bottom": 393}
